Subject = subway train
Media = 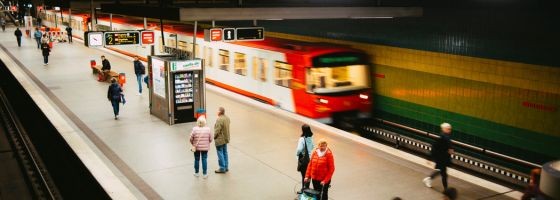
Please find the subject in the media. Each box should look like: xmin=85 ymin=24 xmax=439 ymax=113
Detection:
xmin=41 ymin=10 xmax=371 ymax=124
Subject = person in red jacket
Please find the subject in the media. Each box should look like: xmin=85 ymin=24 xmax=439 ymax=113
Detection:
xmin=304 ymin=139 xmax=335 ymax=200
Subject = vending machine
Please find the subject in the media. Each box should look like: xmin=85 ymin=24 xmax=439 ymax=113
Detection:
xmin=148 ymin=55 xmax=205 ymax=125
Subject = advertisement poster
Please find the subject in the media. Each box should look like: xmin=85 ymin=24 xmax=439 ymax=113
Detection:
xmin=151 ymin=58 xmax=166 ymax=98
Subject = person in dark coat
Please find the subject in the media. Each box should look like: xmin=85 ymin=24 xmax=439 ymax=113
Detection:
xmin=423 ymin=122 xmax=454 ymax=190
xmin=107 ymin=78 xmax=123 ymax=120
xmin=296 ymin=124 xmax=314 ymax=194
xmin=65 ymin=26 xmax=72 ymax=43
xmin=14 ymin=28 xmax=23 ymax=47
xmin=99 ymin=55 xmax=111 ymax=81
xmin=133 ymin=56 xmax=145 ymax=95
xmin=41 ymin=42 xmax=50 ymax=65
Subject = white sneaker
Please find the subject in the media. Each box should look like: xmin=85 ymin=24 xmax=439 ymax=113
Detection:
xmin=137 ymin=93 xmax=142 ymax=96
xmin=422 ymin=177 xmax=432 ymax=188
xmin=193 ymin=173 xmax=199 ymax=177
xmin=202 ymin=174 xmax=208 ymax=179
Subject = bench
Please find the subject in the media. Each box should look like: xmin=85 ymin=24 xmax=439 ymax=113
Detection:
xmin=92 ymin=65 xmax=119 ymax=82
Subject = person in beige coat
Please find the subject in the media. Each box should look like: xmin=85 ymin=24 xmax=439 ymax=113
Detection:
xmin=214 ymin=107 xmax=230 ymax=173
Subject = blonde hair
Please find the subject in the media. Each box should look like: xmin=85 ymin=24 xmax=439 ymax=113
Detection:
xmin=196 ymin=116 xmax=206 ymax=127
xmin=317 ymin=138 xmax=328 ymax=147
xmin=440 ymin=122 xmax=452 ymax=129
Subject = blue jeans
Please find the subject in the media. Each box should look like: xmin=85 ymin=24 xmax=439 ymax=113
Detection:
xmin=111 ymin=100 xmax=120 ymax=116
xmin=194 ymin=151 xmax=208 ymax=175
xmin=35 ymin=39 xmax=41 ymax=48
xmin=136 ymin=74 xmax=143 ymax=93
xmin=216 ymin=144 xmax=228 ymax=171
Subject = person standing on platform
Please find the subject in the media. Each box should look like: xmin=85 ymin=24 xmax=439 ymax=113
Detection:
xmin=296 ymin=124 xmax=314 ymax=194
xmin=214 ymin=107 xmax=230 ymax=174
xmin=36 ymin=17 xmax=42 ymax=27
xmin=423 ymin=122 xmax=454 ymax=190
xmin=41 ymin=41 xmax=50 ymax=65
xmin=65 ymin=26 xmax=72 ymax=43
xmin=14 ymin=28 xmax=22 ymax=47
xmin=1 ymin=18 xmax=6 ymax=32
xmin=107 ymin=78 xmax=123 ymax=120
xmin=100 ymin=55 xmax=111 ymax=82
xmin=34 ymin=28 xmax=42 ymax=49
xmin=133 ymin=56 xmax=145 ymax=95
xmin=190 ymin=116 xmax=213 ymax=179
xmin=304 ymin=139 xmax=335 ymax=200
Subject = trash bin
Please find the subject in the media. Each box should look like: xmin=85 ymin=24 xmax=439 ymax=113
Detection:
xmin=118 ymin=73 xmax=126 ymax=86
xmin=196 ymin=108 xmax=206 ymax=119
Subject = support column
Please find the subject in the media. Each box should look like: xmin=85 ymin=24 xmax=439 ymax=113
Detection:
xmin=90 ymin=0 xmax=96 ymax=31
xmin=192 ymin=21 xmax=197 ymax=60
xmin=109 ymin=13 xmax=113 ymax=30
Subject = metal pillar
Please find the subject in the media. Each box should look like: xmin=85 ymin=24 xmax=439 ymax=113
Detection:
xmin=192 ymin=21 xmax=197 ymax=59
xmin=143 ymin=18 xmax=147 ymax=29
xmin=159 ymin=18 xmax=165 ymax=46
xmin=109 ymin=13 xmax=112 ymax=30
xmin=252 ymin=19 xmax=257 ymax=26
xmin=211 ymin=20 xmax=215 ymax=27
xmin=90 ymin=0 xmax=96 ymax=31
xmin=68 ymin=9 xmax=71 ymax=27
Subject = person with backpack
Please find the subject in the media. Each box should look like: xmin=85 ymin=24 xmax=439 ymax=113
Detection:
xmin=133 ymin=56 xmax=145 ymax=95
xmin=107 ymin=78 xmax=123 ymax=120
xmin=14 ymin=28 xmax=22 ymax=47
xmin=423 ymin=122 xmax=454 ymax=190
xmin=304 ymin=139 xmax=335 ymax=200
xmin=41 ymin=41 xmax=50 ymax=65
xmin=190 ymin=116 xmax=213 ymax=179
xmin=34 ymin=28 xmax=42 ymax=49
xmin=296 ymin=124 xmax=314 ymax=194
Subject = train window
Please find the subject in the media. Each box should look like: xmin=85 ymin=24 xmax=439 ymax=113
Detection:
xmin=252 ymin=57 xmax=267 ymax=82
xmin=274 ymin=61 xmax=292 ymax=88
xmin=234 ymin=53 xmax=247 ymax=76
xmin=306 ymin=65 xmax=369 ymax=94
xmin=178 ymin=40 xmax=188 ymax=50
xmin=219 ymin=49 xmax=230 ymax=71
xmin=194 ymin=44 xmax=201 ymax=58
xmin=204 ymin=47 xmax=213 ymax=67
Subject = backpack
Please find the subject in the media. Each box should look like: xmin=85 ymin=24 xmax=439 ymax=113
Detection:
xmin=109 ymin=84 xmax=122 ymax=100
xmin=297 ymin=137 xmax=310 ymax=172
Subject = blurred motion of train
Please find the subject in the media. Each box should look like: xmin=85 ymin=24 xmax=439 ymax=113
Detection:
xmin=41 ymin=10 xmax=372 ymax=124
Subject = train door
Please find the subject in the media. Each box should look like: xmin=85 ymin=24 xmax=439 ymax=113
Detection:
xmin=251 ymin=54 xmax=268 ymax=97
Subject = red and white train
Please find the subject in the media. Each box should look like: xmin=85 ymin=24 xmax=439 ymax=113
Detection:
xmin=42 ymin=10 xmax=371 ymax=124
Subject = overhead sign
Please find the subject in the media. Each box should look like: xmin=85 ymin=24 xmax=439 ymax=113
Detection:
xmin=171 ymin=60 xmax=202 ymax=71
xmin=236 ymin=27 xmax=264 ymax=41
xmin=104 ymin=31 xmax=140 ymax=46
xmin=141 ymin=31 xmax=155 ymax=45
xmin=86 ymin=32 xmax=104 ymax=47
xmin=223 ymin=28 xmax=236 ymax=41
xmin=210 ymin=28 xmax=222 ymax=41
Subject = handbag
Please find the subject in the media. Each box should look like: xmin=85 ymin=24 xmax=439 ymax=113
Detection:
xmin=190 ymin=132 xmax=199 ymax=152
xmin=297 ymin=137 xmax=310 ymax=171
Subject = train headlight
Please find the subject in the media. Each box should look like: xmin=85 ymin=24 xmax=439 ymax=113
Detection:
xmin=359 ymin=94 xmax=369 ymax=100
xmin=316 ymin=98 xmax=329 ymax=104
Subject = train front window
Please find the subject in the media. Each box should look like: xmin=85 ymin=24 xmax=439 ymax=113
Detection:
xmin=306 ymin=65 xmax=369 ymax=94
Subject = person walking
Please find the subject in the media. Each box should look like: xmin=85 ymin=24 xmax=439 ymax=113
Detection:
xmin=34 ymin=28 xmax=42 ymax=49
xmin=36 ymin=17 xmax=42 ymax=27
xmin=40 ymin=42 xmax=50 ymax=65
xmin=65 ymin=26 xmax=72 ymax=43
xmin=99 ymin=55 xmax=112 ymax=82
xmin=14 ymin=28 xmax=23 ymax=47
xmin=1 ymin=18 xmax=6 ymax=32
xmin=214 ymin=107 xmax=230 ymax=173
xmin=423 ymin=122 xmax=454 ymax=190
xmin=190 ymin=116 xmax=213 ymax=179
xmin=304 ymin=139 xmax=335 ymax=200
xmin=296 ymin=124 xmax=314 ymax=194
xmin=107 ymin=78 xmax=123 ymax=120
xmin=41 ymin=34 xmax=49 ymax=44
xmin=133 ymin=56 xmax=145 ymax=95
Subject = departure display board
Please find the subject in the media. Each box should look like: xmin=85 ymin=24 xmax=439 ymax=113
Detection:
xmin=235 ymin=27 xmax=264 ymax=41
xmin=104 ymin=31 xmax=140 ymax=46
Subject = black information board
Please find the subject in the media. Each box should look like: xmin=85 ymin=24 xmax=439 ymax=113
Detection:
xmin=236 ymin=27 xmax=264 ymax=41
xmin=104 ymin=31 xmax=140 ymax=46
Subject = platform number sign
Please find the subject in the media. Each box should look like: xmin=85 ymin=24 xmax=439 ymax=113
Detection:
xmin=104 ymin=31 xmax=141 ymax=46
xmin=223 ymin=28 xmax=236 ymax=41
xmin=236 ymin=27 xmax=265 ymax=41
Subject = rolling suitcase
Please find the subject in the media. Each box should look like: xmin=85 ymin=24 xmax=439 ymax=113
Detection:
xmin=298 ymin=188 xmax=321 ymax=200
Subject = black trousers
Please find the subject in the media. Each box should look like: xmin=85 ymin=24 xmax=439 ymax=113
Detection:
xmin=299 ymin=167 xmax=310 ymax=190
xmin=67 ymin=34 xmax=72 ymax=43
xmin=429 ymin=163 xmax=448 ymax=189
xmin=43 ymin=55 xmax=48 ymax=64
xmin=311 ymin=179 xmax=330 ymax=200
xmin=16 ymin=37 xmax=21 ymax=46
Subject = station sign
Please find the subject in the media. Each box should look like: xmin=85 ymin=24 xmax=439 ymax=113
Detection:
xmin=210 ymin=28 xmax=223 ymax=41
xmin=85 ymin=31 xmax=104 ymax=47
xmin=141 ymin=31 xmax=155 ymax=45
xmin=104 ymin=31 xmax=140 ymax=46
xmin=223 ymin=28 xmax=236 ymax=41
xmin=171 ymin=59 xmax=202 ymax=71
xmin=236 ymin=27 xmax=265 ymax=41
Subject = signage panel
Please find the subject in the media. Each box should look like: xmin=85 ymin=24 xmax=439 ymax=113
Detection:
xmin=210 ymin=28 xmax=222 ymax=41
xmin=236 ymin=27 xmax=264 ymax=41
xmin=141 ymin=31 xmax=155 ymax=45
xmin=151 ymin=58 xmax=166 ymax=98
xmin=171 ymin=60 xmax=202 ymax=71
xmin=223 ymin=28 xmax=236 ymax=41
xmin=104 ymin=31 xmax=140 ymax=46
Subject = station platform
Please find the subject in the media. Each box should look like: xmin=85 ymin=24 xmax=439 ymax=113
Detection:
xmin=0 ymin=27 xmax=520 ymax=200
